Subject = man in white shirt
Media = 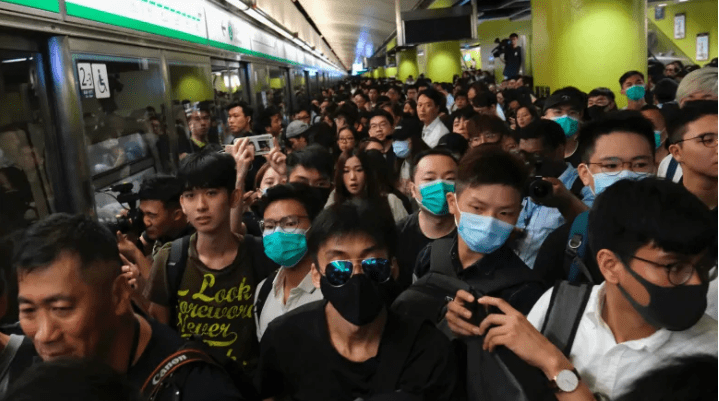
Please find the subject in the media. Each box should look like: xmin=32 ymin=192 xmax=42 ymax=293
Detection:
xmin=417 ymin=88 xmax=449 ymax=148
xmin=444 ymin=177 xmax=717 ymax=400
xmin=254 ymin=183 xmax=325 ymax=340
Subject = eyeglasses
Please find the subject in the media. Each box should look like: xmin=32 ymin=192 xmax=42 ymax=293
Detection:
xmin=586 ymin=157 xmax=654 ymax=175
xmin=321 ymin=258 xmax=392 ymax=287
xmin=260 ymin=215 xmax=308 ymax=234
xmin=338 ymin=137 xmax=354 ymax=143
xmin=629 ymin=255 xmax=704 ymax=286
xmin=672 ymin=133 xmax=718 ymax=148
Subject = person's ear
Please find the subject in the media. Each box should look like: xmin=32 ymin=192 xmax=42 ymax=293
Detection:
xmin=311 ymin=262 xmax=321 ymax=289
xmin=111 ymin=274 xmax=133 ymax=317
xmin=172 ymin=207 xmax=184 ymax=222
xmin=668 ymin=143 xmax=683 ymax=164
xmin=596 ymin=249 xmax=622 ymax=284
xmin=447 ymin=191 xmax=459 ymax=219
xmin=179 ymin=195 xmax=188 ymax=215
xmin=410 ymin=181 xmax=420 ymax=200
xmin=577 ymin=163 xmax=593 ymax=189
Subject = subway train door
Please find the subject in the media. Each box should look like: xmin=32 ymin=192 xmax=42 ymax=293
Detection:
xmin=0 ymin=35 xmax=59 ymax=239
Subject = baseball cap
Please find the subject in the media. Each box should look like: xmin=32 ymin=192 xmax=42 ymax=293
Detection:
xmin=543 ymin=90 xmax=584 ymax=113
xmin=393 ymin=118 xmax=423 ymax=141
xmin=286 ymin=120 xmax=309 ymax=139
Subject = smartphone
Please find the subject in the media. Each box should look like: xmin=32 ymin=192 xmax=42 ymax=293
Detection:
xmin=231 ymin=134 xmax=275 ymax=156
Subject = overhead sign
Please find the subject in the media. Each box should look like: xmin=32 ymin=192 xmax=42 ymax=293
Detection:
xmin=65 ymin=0 xmax=207 ymax=44
xmin=205 ymin=2 xmax=251 ymax=51
xmin=0 ymin=0 xmax=59 ymax=13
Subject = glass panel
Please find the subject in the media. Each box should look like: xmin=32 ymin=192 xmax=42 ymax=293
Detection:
xmin=254 ymin=64 xmax=290 ymax=121
xmin=168 ymin=63 xmax=219 ymax=150
xmin=0 ymin=52 xmax=56 ymax=236
xmin=212 ymin=62 xmax=250 ymax=145
xmin=292 ymin=69 xmax=309 ymax=108
xmin=75 ymin=56 xmax=165 ymax=222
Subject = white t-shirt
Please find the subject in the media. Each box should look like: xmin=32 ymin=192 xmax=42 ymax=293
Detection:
xmin=254 ymin=269 xmax=323 ymax=340
xmin=421 ymin=117 xmax=450 ymax=148
xmin=527 ymin=283 xmax=718 ymax=400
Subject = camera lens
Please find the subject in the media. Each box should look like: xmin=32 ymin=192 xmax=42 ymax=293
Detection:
xmin=529 ymin=179 xmax=553 ymax=200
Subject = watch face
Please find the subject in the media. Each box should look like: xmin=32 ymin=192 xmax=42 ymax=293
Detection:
xmin=557 ymin=370 xmax=579 ymax=392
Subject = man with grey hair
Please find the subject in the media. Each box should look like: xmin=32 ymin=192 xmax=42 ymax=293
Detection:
xmin=675 ymin=67 xmax=718 ymax=107
xmin=658 ymin=67 xmax=718 ymax=182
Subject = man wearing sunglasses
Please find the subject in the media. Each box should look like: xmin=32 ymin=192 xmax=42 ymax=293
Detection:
xmin=463 ymin=178 xmax=717 ymax=400
xmin=255 ymin=200 xmax=457 ymax=400
xmin=254 ymin=183 xmax=324 ymax=340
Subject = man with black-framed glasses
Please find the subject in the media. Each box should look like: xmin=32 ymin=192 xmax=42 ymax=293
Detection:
xmin=253 ymin=183 xmax=325 ymax=340
xmin=254 ymin=200 xmax=457 ymax=400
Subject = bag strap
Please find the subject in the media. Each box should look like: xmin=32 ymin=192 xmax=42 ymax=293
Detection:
xmin=371 ymin=315 xmax=424 ymax=393
xmin=666 ymin=157 xmax=679 ymax=181
xmin=0 ymin=334 xmax=24 ymax=383
xmin=540 ymin=281 xmax=593 ymax=357
xmin=166 ymin=235 xmax=191 ymax=330
xmin=140 ymin=348 xmax=219 ymax=400
xmin=254 ymin=269 xmax=279 ymax=321
xmin=429 ymin=238 xmax=457 ymax=277
xmin=565 ymin=211 xmax=593 ymax=283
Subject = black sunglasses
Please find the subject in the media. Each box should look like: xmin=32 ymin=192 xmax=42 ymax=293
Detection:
xmin=322 ymin=258 xmax=392 ymax=287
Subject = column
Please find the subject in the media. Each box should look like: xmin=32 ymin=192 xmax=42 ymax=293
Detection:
xmin=531 ymin=0 xmax=646 ymax=108
xmin=397 ymin=48 xmax=419 ymax=82
xmin=425 ymin=40 xmax=463 ymax=84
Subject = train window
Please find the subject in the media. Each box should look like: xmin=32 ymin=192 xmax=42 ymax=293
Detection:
xmin=254 ymin=65 xmax=290 ymax=121
xmin=212 ymin=62 xmax=250 ymax=144
xmin=75 ymin=57 xmax=166 ymax=220
xmin=168 ymin=63 xmax=220 ymax=147
xmin=0 ymin=53 xmax=56 ymax=236
xmin=292 ymin=69 xmax=309 ymax=110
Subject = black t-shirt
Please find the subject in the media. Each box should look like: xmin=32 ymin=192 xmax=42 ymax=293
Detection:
xmin=533 ymin=222 xmax=603 ymax=288
xmin=395 ymin=212 xmax=455 ymax=290
xmin=127 ymin=318 xmax=243 ymax=401
xmin=255 ymin=301 xmax=457 ymax=401
xmin=504 ymin=46 xmax=522 ymax=76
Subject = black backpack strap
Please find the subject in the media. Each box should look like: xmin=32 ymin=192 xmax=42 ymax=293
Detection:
xmin=254 ymin=269 xmax=279 ymax=321
xmin=371 ymin=315 xmax=424 ymax=394
xmin=429 ymin=238 xmax=457 ymax=277
xmin=540 ymin=281 xmax=593 ymax=356
xmin=166 ymin=235 xmax=191 ymax=330
xmin=666 ymin=157 xmax=679 ymax=181
xmin=140 ymin=347 xmax=220 ymax=400
xmin=0 ymin=334 xmax=24 ymax=384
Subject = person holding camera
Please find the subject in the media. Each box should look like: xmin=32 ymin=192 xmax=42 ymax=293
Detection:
xmin=501 ymin=33 xmax=522 ymax=80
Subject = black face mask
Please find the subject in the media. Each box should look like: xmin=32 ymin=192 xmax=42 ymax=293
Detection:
xmin=617 ymin=261 xmax=708 ymax=331
xmin=320 ymin=274 xmax=392 ymax=326
xmin=586 ymin=105 xmax=606 ymax=121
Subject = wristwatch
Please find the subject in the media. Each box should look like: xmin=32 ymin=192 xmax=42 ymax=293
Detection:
xmin=549 ymin=368 xmax=581 ymax=393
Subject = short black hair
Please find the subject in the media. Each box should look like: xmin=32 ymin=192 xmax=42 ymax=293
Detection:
xmin=587 ymin=87 xmax=616 ymax=101
xmin=369 ymin=109 xmax=394 ymax=126
xmin=577 ymin=111 xmax=655 ymax=163
xmin=509 ymin=33 xmax=519 ymax=39
xmin=455 ymin=90 xmax=468 ymax=100
xmin=138 ymin=174 xmax=183 ymax=209
xmin=259 ymin=106 xmax=281 ymax=129
xmin=417 ymin=88 xmax=446 ymax=109
xmin=455 ymin=146 xmax=528 ymax=196
xmin=13 ymin=214 xmax=121 ymax=288
xmin=589 ymin=178 xmax=715 ymax=268
xmin=353 ymin=92 xmax=369 ymax=102
xmin=226 ymin=101 xmax=253 ymax=120
xmin=452 ymin=107 xmax=478 ymax=123
xmin=4 ymin=358 xmax=139 ymax=401
xmin=519 ymin=119 xmax=566 ymax=151
xmin=334 ymin=103 xmax=359 ymax=127
xmin=307 ymin=199 xmax=397 ymax=262
xmin=668 ymin=100 xmax=718 ymax=144
xmin=259 ymin=183 xmax=324 ymax=222
xmin=653 ymin=78 xmax=678 ymax=104
xmin=619 ymin=70 xmax=645 ymax=86
xmin=407 ymin=84 xmax=419 ymax=92
xmin=615 ymin=355 xmax=718 ymax=401
xmin=411 ymin=148 xmax=459 ymax=180
xmin=178 ymin=149 xmax=236 ymax=192
xmin=286 ymin=144 xmax=334 ymax=181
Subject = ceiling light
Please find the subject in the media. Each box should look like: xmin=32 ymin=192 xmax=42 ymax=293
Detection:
xmin=2 ymin=58 xmax=27 ymax=63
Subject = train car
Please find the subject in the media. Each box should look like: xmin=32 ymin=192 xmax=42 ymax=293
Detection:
xmin=0 ymin=0 xmax=344 ymax=236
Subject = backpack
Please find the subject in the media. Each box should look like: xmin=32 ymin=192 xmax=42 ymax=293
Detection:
xmin=140 ymin=335 xmax=260 ymax=401
xmin=391 ymin=238 xmax=542 ymax=326
xmin=465 ymin=280 xmax=593 ymax=401
xmin=253 ymin=269 xmax=279 ymax=321
xmin=564 ymin=211 xmax=596 ymax=284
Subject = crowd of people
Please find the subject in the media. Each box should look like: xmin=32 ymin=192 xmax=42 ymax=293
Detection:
xmin=0 ymin=56 xmax=717 ymax=401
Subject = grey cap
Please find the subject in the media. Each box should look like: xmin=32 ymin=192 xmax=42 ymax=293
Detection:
xmin=286 ymin=120 xmax=309 ymax=139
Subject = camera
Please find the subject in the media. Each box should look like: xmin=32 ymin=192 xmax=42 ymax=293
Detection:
xmin=491 ymin=37 xmax=512 ymax=58
xmin=99 ymin=183 xmax=145 ymax=235
xmin=520 ymin=152 xmax=568 ymax=202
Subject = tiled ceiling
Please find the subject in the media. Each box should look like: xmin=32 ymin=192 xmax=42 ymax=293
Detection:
xmin=297 ymin=0 xmax=421 ymax=68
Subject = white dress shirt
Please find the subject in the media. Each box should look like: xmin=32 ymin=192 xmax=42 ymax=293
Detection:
xmin=422 ymin=116 xmax=449 ymax=148
xmin=527 ymin=283 xmax=718 ymax=400
xmin=254 ymin=269 xmax=323 ymax=340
